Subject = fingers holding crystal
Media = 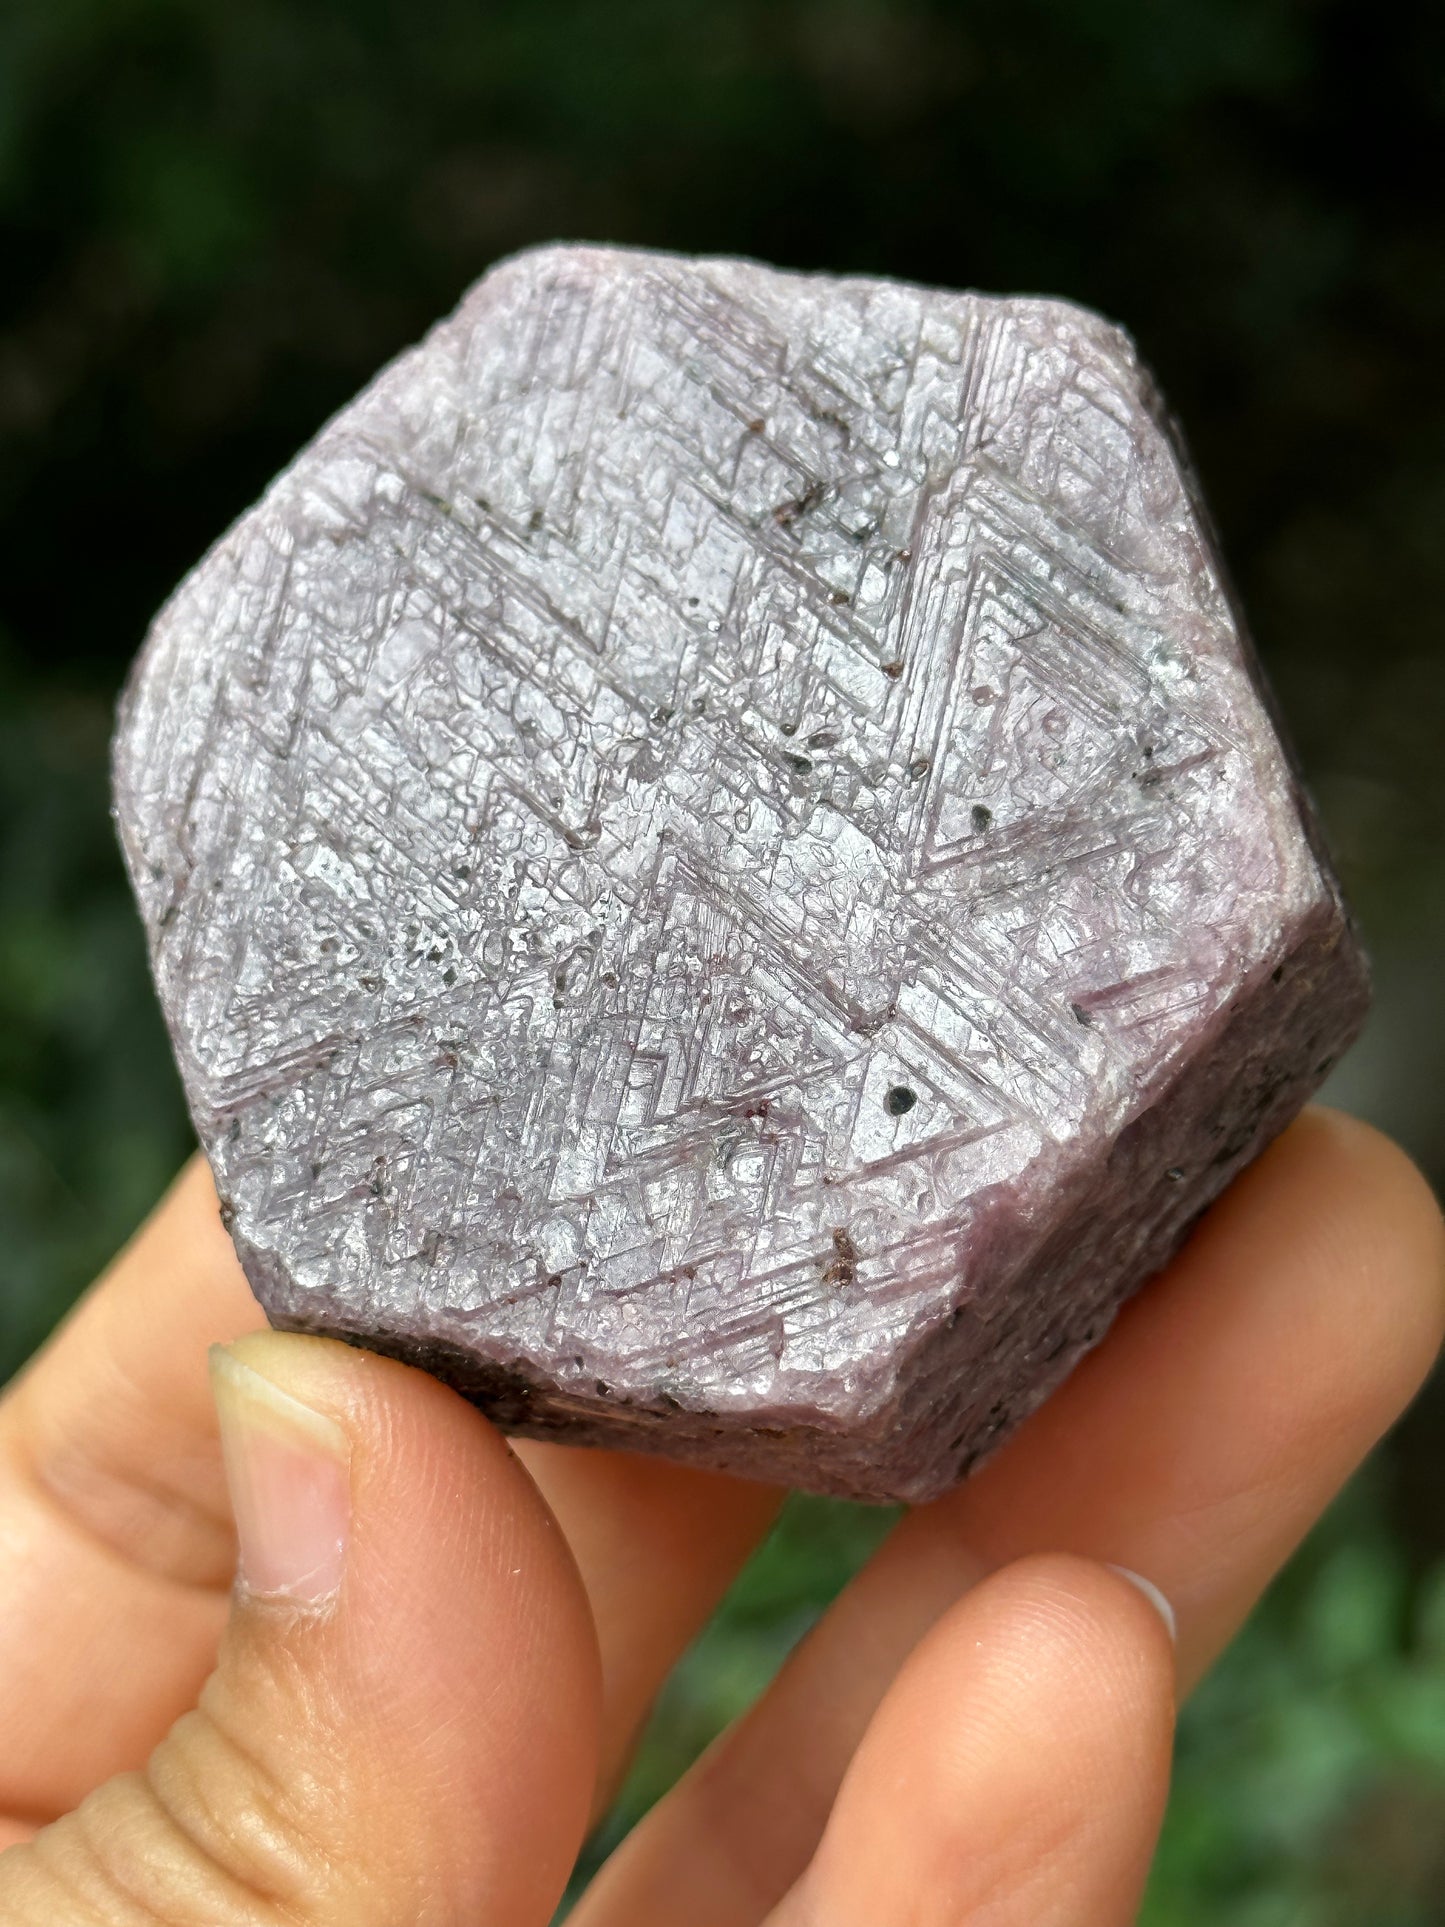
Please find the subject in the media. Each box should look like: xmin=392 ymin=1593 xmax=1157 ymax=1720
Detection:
xmin=0 ymin=1156 xmax=779 ymax=1835
xmin=942 ymin=1107 xmax=1445 ymax=1690
xmin=574 ymin=1109 xmax=1445 ymax=1926
xmin=0 ymin=1334 xmax=600 ymax=1927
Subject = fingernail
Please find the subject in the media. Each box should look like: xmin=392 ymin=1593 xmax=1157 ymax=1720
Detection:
xmin=1107 ymin=1564 xmax=1177 ymax=1643
xmin=210 ymin=1344 xmax=351 ymax=1608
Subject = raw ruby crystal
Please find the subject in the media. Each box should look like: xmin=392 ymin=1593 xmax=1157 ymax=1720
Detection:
xmin=113 ymin=246 xmax=1368 ymax=1502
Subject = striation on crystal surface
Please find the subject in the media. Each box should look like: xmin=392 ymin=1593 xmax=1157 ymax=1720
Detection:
xmin=113 ymin=245 xmax=1369 ymax=1503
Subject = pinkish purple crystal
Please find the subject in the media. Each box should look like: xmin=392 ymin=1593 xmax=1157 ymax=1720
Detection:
xmin=113 ymin=245 xmax=1368 ymax=1503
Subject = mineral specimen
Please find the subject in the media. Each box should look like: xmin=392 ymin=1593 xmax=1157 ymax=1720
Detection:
xmin=113 ymin=245 xmax=1368 ymax=1503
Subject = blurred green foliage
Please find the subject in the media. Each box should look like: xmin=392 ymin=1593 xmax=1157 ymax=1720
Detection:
xmin=1 ymin=0 xmax=1442 ymax=1914
xmin=0 ymin=645 xmax=192 ymax=1367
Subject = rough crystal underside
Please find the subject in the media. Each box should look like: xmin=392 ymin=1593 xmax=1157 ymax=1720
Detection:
xmin=114 ymin=245 xmax=1368 ymax=1502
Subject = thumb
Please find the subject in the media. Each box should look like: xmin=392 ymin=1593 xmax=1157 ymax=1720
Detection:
xmin=0 ymin=1331 xmax=602 ymax=1926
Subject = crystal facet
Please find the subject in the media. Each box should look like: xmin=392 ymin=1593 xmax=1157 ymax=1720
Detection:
xmin=113 ymin=245 xmax=1369 ymax=1502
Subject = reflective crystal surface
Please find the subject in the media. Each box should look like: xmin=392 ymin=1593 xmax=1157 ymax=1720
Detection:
xmin=114 ymin=246 xmax=1368 ymax=1501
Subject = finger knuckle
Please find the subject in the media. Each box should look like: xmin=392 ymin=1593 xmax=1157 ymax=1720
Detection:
xmin=1 ymin=1695 xmax=349 ymax=1926
xmin=0 ymin=1762 xmax=294 ymax=1927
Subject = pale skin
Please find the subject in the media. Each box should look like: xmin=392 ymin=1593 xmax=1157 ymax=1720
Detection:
xmin=0 ymin=1110 xmax=1441 ymax=1924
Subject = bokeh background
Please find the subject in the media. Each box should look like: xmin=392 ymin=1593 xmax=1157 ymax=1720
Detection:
xmin=2 ymin=1 xmax=1442 ymax=1916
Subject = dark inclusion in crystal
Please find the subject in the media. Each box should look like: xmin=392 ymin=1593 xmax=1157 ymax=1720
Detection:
xmin=113 ymin=245 xmax=1369 ymax=1502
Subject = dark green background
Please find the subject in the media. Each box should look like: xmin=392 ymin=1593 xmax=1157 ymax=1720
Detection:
xmin=2 ymin=2 xmax=1443 ymax=1916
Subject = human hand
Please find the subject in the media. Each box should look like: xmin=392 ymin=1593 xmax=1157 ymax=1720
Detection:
xmin=0 ymin=1109 xmax=1440 ymax=1924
